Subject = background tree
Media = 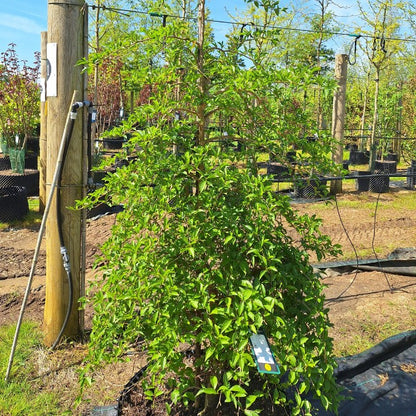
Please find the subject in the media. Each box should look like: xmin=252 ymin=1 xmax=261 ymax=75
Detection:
xmin=354 ymin=0 xmax=406 ymax=170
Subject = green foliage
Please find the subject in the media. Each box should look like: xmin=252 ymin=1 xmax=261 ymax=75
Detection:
xmin=0 ymin=43 xmax=40 ymax=149
xmin=82 ymin=141 xmax=341 ymax=415
xmin=80 ymin=1 xmax=342 ymax=414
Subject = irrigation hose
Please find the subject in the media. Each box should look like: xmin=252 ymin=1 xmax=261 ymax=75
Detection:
xmin=4 ymin=91 xmax=78 ymax=382
xmin=4 ymin=96 xmax=93 ymax=380
xmin=50 ymin=114 xmax=76 ymax=350
xmin=51 ymin=100 xmax=93 ymax=350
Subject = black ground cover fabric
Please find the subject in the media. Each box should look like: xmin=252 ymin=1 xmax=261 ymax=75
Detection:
xmin=316 ymin=330 xmax=416 ymax=416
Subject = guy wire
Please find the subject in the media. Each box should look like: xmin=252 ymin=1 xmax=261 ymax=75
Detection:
xmin=325 ymin=193 xmax=359 ymax=305
xmin=371 ymin=190 xmax=393 ymax=292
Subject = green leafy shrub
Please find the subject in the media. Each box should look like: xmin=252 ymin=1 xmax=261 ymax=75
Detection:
xmin=79 ymin=1 xmax=342 ymax=414
xmin=81 ymin=135 xmax=341 ymax=415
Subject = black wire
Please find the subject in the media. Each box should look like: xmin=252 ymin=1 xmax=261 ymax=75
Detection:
xmin=371 ymin=189 xmax=393 ymax=292
xmin=87 ymin=109 xmax=93 ymax=179
xmin=348 ymin=35 xmax=361 ymax=65
xmin=325 ymin=194 xmax=360 ymax=305
xmin=51 ymin=116 xmax=76 ymax=350
xmin=85 ymin=3 xmax=416 ymax=44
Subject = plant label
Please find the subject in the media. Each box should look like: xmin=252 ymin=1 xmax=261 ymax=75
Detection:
xmin=250 ymin=333 xmax=280 ymax=374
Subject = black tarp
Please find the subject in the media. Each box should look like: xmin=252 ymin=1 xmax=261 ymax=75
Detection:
xmin=316 ymin=330 xmax=416 ymax=416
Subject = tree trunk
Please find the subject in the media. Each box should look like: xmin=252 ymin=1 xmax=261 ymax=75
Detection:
xmin=359 ymin=70 xmax=371 ymax=152
xmin=369 ymin=67 xmax=380 ymax=172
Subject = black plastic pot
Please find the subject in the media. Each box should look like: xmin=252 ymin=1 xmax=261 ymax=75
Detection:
xmin=0 ymin=169 xmax=39 ymax=196
xmin=0 ymin=155 xmax=10 ymax=171
xmin=346 ymin=143 xmax=358 ymax=151
xmin=91 ymin=167 xmax=116 ymax=185
xmin=102 ymin=137 xmax=125 ymax=150
xmin=384 ymin=152 xmax=398 ymax=162
xmin=26 ymin=136 xmax=40 ymax=154
xmin=349 ymin=150 xmax=369 ymax=165
xmin=0 ymin=186 xmax=28 ymax=222
xmin=294 ymin=177 xmax=327 ymax=199
xmin=355 ymin=170 xmax=371 ymax=192
xmin=24 ymin=152 xmax=38 ymax=170
xmin=369 ymin=171 xmax=389 ymax=193
xmin=374 ymin=160 xmax=397 ymax=174
xmin=286 ymin=151 xmax=297 ymax=163
xmin=406 ymin=165 xmax=416 ymax=190
xmin=267 ymin=163 xmax=290 ymax=179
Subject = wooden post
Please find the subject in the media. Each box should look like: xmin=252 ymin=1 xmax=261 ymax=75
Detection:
xmin=44 ymin=0 xmax=87 ymax=346
xmin=330 ymin=54 xmax=348 ymax=195
xmin=39 ymin=31 xmax=48 ymax=213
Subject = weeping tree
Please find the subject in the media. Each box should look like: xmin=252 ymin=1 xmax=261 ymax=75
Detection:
xmin=80 ymin=0 xmax=342 ymax=414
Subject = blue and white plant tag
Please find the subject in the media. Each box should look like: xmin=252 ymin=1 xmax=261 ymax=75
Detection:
xmin=250 ymin=333 xmax=280 ymax=374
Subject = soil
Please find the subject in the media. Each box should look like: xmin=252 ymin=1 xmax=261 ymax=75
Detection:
xmin=1 ymin=187 xmax=416 ymax=415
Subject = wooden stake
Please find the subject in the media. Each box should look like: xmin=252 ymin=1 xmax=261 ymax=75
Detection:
xmin=44 ymin=0 xmax=87 ymax=346
xmin=330 ymin=54 xmax=348 ymax=195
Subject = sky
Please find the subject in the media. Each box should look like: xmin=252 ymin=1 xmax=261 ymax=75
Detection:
xmin=0 ymin=0 xmax=252 ymax=64
xmin=0 ymin=1 xmax=47 ymax=64
xmin=0 ymin=0 xmax=366 ymax=64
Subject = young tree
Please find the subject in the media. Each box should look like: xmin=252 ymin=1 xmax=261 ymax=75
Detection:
xmin=355 ymin=0 xmax=406 ymax=170
xmin=80 ymin=1 xmax=342 ymax=414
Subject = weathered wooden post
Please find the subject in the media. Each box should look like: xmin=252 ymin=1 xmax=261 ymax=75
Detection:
xmin=44 ymin=0 xmax=87 ymax=346
xmin=330 ymin=54 xmax=348 ymax=195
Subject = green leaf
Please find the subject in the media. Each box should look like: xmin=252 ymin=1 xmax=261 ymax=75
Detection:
xmin=320 ymin=395 xmax=330 ymax=410
xmin=224 ymin=234 xmax=234 ymax=244
xmin=205 ymin=346 xmax=215 ymax=361
xmin=210 ymin=375 xmax=218 ymax=390
xmin=244 ymin=409 xmax=261 ymax=416
xmin=197 ymin=387 xmax=217 ymax=395
xmin=298 ymin=381 xmax=307 ymax=394
xmin=230 ymin=384 xmax=247 ymax=396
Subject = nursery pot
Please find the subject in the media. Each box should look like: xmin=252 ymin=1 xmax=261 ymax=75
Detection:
xmin=0 ymin=155 xmax=11 ymax=171
xmin=294 ymin=177 xmax=327 ymax=199
xmin=24 ymin=151 xmax=38 ymax=170
xmin=384 ymin=152 xmax=398 ymax=162
xmin=374 ymin=160 xmax=397 ymax=174
xmin=355 ymin=170 xmax=371 ymax=192
xmin=26 ymin=136 xmax=40 ymax=154
xmin=0 ymin=186 xmax=29 ymax=222
xmin=267 ymin=163 xmax=290 ymax=179
xmin=102 ymin=137 xmax=125 ymax=150
xmin=406 ymin=166 xmax=416 ymax=190
xmin=286 ymin=151 xmax=297 ymax=163
xmin=0 ymin=169 xmax=39 ymax=196
xmin=369 ymin=171 xmax=389 ymax=193
xmin=349 ymin=150 xmax=369 ymax=165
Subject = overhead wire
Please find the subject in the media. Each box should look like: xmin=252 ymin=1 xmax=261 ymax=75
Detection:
xmin=85 ymin=2 xmax=416 ymax=45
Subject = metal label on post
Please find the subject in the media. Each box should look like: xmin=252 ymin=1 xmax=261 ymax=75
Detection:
xmin=46 ymin=43 xmax=57 ymax=97
xmin=250 ymin=333 xmax=280 ymax=374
